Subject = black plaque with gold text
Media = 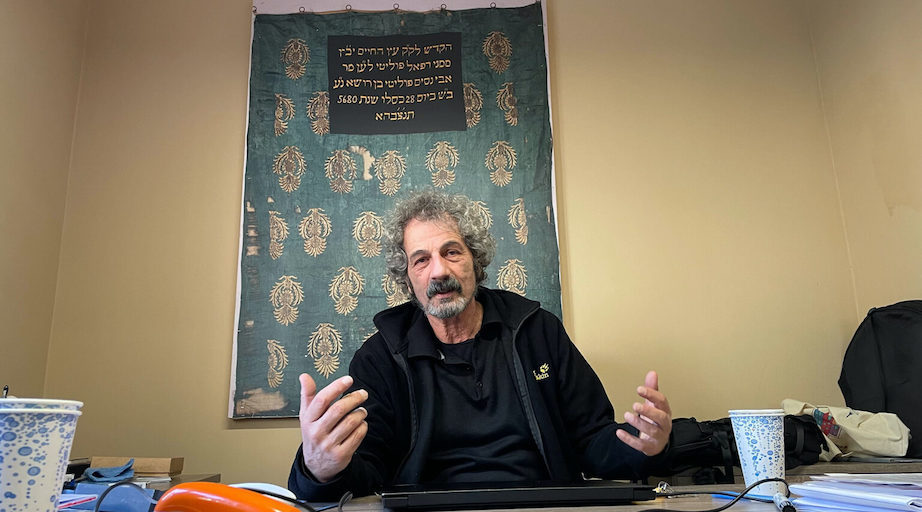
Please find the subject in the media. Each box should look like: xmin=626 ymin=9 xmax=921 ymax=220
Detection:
xmin=328 ymin=32 xmax=465 ymax=134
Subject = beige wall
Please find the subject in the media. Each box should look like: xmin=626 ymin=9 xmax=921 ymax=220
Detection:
xmin=3 ymin=0 xmax=917 ymax=487
xmin=0 ymin=0 xmax=87 ymax=398
xmin=807 ymin=0 xmax=922 ymax=314
xmin=548 ymin=0 xmax=857 ymax=422
xmin=41 ymin=0 xmax=286 ymax=484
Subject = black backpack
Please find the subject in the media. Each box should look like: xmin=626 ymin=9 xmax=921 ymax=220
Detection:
xmin=659 ymin=415 xmax=827 ymax=484
xmin=839 ymin=300 xmax=922 ymax=457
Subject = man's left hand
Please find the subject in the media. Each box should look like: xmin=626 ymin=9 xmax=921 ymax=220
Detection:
xmin=615 ymin=370 xmax=672 ymax=456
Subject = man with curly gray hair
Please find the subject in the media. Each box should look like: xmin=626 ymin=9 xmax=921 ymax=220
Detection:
xmin=289 ymin=188 xmax=673 ymax=501
xmin=381 ymin=187 xmax=496 ymax=319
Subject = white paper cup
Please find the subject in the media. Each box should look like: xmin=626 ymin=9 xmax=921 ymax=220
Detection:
xmin=0 ymin=398 xmax=83 ymax=410
xmin=729 ymin=409 xmax=785 ymax=496
xmin=0 ymin=408 xmax=82 ymax=512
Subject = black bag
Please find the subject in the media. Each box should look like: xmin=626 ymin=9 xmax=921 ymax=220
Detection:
xmin=784 ymin=414 xmax=827 ymax=468
xmin=662 ymin=417 xmax=736 ymax=484
xmin=660 ymin=415 xmax=827 ymax=483
xmin=839 ymin=300 xmax=922 ymax=457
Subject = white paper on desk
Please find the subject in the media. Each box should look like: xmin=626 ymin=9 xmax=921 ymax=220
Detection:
xmin=804 ymin=480 xmax=922 ymax=497
xmin=813 ymin=473 xmax=922 ymax=489
xmin=790 ymin=481 xmax=922 ymax=511
xmin=794 ymin=496 xmax=899 ymax=512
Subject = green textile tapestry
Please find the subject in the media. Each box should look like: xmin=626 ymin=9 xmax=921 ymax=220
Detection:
xmin=231 ymin=3 xmax=559 ymax=418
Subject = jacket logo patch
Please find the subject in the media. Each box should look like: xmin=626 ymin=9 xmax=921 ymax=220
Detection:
xmin=533 ymin=363 xmax=550 ymax=381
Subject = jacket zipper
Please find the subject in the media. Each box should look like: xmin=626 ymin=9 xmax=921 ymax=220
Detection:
xmin=507 ymin=304 xmax=554 ymax=479
xmin=387 ymin=334 xmax=418 ymax=479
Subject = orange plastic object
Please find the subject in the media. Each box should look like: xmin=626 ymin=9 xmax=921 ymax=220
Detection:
xmin=153 ymin=482 xmax=302 ymax=512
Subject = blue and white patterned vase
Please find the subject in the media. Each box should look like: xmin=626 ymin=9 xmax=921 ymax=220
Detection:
xmin=0 ymin=407 xmax=82 ymax=512
xmin=729 ymin=409 xmax=785 ymax=496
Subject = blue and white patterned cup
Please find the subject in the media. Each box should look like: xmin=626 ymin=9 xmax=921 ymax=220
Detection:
xmin=729 ymin=409 xmax=785 ymax=496
xmin=0 ymin=408 xmax=82 ymax=512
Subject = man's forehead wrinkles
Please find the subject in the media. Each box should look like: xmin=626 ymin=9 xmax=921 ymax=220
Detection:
xmin=405 ymin=221 xmax=464 ymax=250
xmin=407 ymin=239 xmax=464 ymax=260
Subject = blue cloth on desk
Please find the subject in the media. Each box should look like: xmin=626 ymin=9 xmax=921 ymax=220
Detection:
xmin=83 ymin=458 xmax=135 ymax=482
xmin=66 ymin=483 xmax=160 ymax=512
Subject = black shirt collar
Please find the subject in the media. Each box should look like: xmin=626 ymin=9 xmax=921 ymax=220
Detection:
xmin=407 ymin=288 xmax=504 ymax=360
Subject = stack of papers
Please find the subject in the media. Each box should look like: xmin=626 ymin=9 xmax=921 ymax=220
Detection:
xmin=790 ymin=473 xmax=922 ymax=511
xmin=131 ymin=476 xmax=173 ymax=488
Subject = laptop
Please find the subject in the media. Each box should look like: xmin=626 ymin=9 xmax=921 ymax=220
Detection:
xmin=381 ymin=480 xmax=657 ymax=510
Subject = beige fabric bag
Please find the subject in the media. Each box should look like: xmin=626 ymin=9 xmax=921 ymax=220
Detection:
xmin=782 ymin=399 xmax=910 ymax=460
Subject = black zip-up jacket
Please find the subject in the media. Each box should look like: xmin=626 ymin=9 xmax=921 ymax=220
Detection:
xmin=289 ymin=287 xmax=667 ymax=500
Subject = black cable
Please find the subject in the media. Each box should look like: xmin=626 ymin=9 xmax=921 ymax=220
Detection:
xmin=337 ymin=490 xmax=354 ymax=512
xmin=654 ymin=483 xmax=776 ymax=504
xmin=708 ymin=490 xmax=773 ymax=503
xmin=636 ymin=477 xmax=789 ymax=512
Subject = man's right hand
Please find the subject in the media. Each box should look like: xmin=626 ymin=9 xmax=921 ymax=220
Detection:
xmin=299 ymin=373 xmax=369 ymax=482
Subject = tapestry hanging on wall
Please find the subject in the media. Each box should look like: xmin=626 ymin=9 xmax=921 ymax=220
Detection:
xmin=231 ymin=2 xmax=559 ymax=418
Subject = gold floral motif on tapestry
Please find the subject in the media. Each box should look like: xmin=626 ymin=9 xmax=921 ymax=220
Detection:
xmin=274 ymin=94 xmax=295 ymax=136
xmin=267 ymin=339 xmax=288 ymax=388
xmin=497 ymin=259 xmax=527 ymax=295
xmin=508 ymin=198 xmax=528 ymax=245
xmin=471 ymin=200 xmax=493 ymax=229
xmin=464 ymin=83 xmax=483 ymax=128
xmin=325 ymin=149 xmax=358 ymax=194
xmin=282 ymin=38 xmax=310 ymax=79
xmin=485 ymin=140 xmax=517 ymax=187
xmin=273 ymin=146 xmax=306 ymax=193
xmin=483 ymin=31 xmax=512 ymax=73
xmin=308 ymin=323 xmax=343 ymax=379
xmin=307 ymin=91 xmax=330 ymax=135
xmin=268 ymin=210 xmax=289 ymax=259
xmin=382 ymin=274 xmax=410 ymax=307
xmin=330 ymin=266 xmax=364 ymax=315
xmin=269 ymin=275 xmax=304 ymax=325
xmin=426 ymin=141 xmax=460 ymax=188
xmin=497 ymin=83 xmax=518 ymax=126
xmin=299 ymin=208 xmax=332 ymax=257
xmin=374 ymin=150 xmax=407 ymax=196
xmin=353 ymin=211 xmax=384 ymax=257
